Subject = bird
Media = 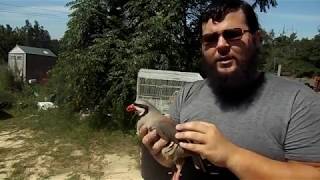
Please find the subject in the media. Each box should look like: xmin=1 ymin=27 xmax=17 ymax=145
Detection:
xmin=126 ymin=99 xmax=206 ymax=179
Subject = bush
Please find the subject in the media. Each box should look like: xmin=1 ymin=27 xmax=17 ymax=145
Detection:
xmin=0 ymin=65 xmax=23 ymax=91
xmin=49 ymin=47 xmax=138 ymax=130
xmin=0 ymin=65 xmax=17 ymax=108
xmin=0 ymin=91 xmax=15 ymax=109
xmin=0 ymin=65 xmax=13 ymax=91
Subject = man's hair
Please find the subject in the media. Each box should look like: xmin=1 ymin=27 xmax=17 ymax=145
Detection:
xmin=201 ymin=0 xmax=260 ymax=33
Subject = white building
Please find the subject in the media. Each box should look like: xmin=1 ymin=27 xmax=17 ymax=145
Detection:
xmin=8 ymin=45 xmax=57 ymax=82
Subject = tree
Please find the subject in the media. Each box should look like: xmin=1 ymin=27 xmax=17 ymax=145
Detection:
xmin=252 ymin=0 xmax=277 ymax=12
xmin=0 ymin=25 xmax=23 ymax=63
xmin=19 ymin=20 xmax=52 ymax=49
xmin=60 ymin=0 xmax=124 ymax=50
xmin=258 ymin=29 xmax=320 ymax=77
xmin=50 ymin=0 xmax=135 ymax=129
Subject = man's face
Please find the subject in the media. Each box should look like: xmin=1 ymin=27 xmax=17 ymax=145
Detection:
xmin=201 ymin=9 xmax=261 ymax=87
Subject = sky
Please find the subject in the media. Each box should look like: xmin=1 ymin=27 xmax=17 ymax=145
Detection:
xmin=0 ymin=0 xmax=319 ymax=40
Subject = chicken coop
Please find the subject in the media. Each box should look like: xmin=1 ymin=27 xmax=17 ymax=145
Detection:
xmin=136 ymin=68 xmax=203 ymax=113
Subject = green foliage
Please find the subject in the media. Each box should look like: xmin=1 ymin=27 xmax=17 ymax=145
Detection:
xmin=0 ymin=24 xmax=23 ymax=63
xmin=0 ymin=64 xmax=23 ymax=91
xmin=252 ymin=0 xmax=277 ymax=12
xmin=61 ymin=0 xmax=124 ymax=50
xmin=0 ymin=91 xmax=15 ymax=109
xmin=260 ymin=30 xmax=320 ymax=77
xmin=19 ymin=20 xmax=52 ymax=49
xmin=0 ymin=65 xmax=20 ymax=107
xmin=0 ymin=65 xmax=14 ymax=91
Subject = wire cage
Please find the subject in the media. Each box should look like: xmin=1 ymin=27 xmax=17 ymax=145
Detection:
xmin=136 ymin=68 xmax=203 ymax=114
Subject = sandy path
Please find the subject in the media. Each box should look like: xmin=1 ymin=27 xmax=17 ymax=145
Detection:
xmin=0 ymin=129 xmax=143 ymax=180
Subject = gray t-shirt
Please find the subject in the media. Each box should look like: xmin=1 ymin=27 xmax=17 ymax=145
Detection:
xmin=169 ymin=73 xmax=320 ymax=179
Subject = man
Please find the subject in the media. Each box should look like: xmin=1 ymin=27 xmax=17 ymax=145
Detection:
xmin=140 ymin=0 xmax=320 ymax=179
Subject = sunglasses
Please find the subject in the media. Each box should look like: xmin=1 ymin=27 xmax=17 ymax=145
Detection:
xmin=202 ymin=28 xmax=250 ymax=45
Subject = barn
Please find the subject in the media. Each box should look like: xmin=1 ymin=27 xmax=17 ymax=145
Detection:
xmin=8 ymin=45 xmax=57 ymax=82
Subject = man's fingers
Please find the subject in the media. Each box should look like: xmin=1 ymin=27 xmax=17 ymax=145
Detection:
xmin=175 ymin=131 xmax=206 ymax=144
xmin=151 ymin=138 xmax=168 ymax=155
xmin=179 ymin=142 xmax=203 ymax=154
xmin=138 ymin=125 xmax=148 ymax=138
xmin=142 ymin=130 xmax=168 ymax=156
xmin=176 ymin=121 xmax=211 ymax=133
xmin=142 ymin=130 xmax=158 ymax=148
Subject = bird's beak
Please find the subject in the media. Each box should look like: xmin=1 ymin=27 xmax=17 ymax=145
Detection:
xmin=126 ymin=104 xmax=136 ymax=112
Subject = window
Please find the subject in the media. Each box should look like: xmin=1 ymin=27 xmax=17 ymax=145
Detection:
xmin=16 ymin=55 xmax=23 ymax=60
xmin=10 ymin=55 xmax=16 ymax=61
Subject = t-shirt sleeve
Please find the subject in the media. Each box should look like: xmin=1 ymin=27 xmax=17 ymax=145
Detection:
xmin=169 ymin=80 xmax=205 ymax=123
xmin=284 ymin=88 xmax=320 ymax=162
xmin=169 ymin=86 xmax=185 ymax=123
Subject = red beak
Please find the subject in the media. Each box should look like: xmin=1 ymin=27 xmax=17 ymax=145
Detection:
xmin=126 ymin=104 xmax=136 ymax=112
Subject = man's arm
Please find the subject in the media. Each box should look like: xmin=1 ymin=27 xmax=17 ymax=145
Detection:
xmin=176 ymin=121 xmax=320 ymax=180
xmin=228 ymin=146 xmax=320 ymax=180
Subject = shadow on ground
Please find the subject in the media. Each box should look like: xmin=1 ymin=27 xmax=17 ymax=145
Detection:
xmin=0 ymin=110 xmax=13 ymax=120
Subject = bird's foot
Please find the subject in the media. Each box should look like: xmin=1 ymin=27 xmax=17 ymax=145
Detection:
xmin=171 ymin=164 xmax=183 ymax=180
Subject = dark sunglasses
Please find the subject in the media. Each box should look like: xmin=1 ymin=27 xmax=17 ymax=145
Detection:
xmin=202 ymin=28 xmax=250 ymax=45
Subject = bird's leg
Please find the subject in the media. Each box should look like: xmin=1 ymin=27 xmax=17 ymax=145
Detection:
xmin=171 ymin=166 xmax=181 ymax=180
xmin=171 ymin=159 xmax=184 ymax=180
xmin=162 ymin=142 xmax=185 ymax=180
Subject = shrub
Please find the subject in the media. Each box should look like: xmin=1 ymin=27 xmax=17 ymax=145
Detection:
xmin=0 ymin=65 xmax=23 ymax=91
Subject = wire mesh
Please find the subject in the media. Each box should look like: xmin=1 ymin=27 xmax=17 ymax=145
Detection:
xmin=136 ymin=69 xmax=203 ymax=113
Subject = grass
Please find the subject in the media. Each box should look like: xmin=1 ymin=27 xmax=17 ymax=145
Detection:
xmin=0 ymin=106 xmax=140 ymax=179
xmin=0 ymin=95 xmax=140 ymax=179
xmin=8 ymin=107 xmax=138 ymax=151
xmin=0 ymin=69 xmax=141 ymax=179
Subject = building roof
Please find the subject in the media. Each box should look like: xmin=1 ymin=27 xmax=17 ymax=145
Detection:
xmin=9 ymin=45 xmax=57 ymax=57
xmin=138 ymin=68 xmax=203 ymax=82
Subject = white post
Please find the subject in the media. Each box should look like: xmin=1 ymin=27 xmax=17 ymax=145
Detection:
xmin=277 ymin=64 xmax=282 ymax=76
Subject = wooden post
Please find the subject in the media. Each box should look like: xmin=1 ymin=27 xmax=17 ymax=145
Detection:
xmin=314 ymin=76 xmax=320 ymax=92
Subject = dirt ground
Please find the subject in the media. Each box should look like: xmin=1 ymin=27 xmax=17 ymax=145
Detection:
xmin=0 ymin=128 xmax=143 ymax=180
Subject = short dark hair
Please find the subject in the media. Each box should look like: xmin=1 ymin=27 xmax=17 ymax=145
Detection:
xmin=201 ymin=0 xmax=260 ymax=33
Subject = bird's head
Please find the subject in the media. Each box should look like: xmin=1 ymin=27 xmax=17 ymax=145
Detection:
xmin=126 ymin=100 xmax=150 ymax=117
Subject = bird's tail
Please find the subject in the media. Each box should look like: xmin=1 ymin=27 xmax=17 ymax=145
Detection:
xmin=191 ymin=155 xmax=206 ymax=172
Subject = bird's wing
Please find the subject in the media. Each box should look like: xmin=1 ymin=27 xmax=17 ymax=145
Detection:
xmin=154 ymin=116 xmax=178 ymax=143
xmin=155 ymin=116 xmax=207 ymax=172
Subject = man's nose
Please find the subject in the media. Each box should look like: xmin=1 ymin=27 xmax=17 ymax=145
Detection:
xmin=216 ymin=36 xmax=230 ymax=56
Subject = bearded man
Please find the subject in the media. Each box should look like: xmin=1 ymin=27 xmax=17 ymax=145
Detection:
xmin=139 ymin=0 xmax=320 ymax=179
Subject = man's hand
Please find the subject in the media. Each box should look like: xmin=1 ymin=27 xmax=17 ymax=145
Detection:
xmin=139 ymin=125 xmax=174 ymax=168
xmin=175 ymin=121 xmax=320 ymax=180
xmin=175 ymin=121 xmax=238 ymax=167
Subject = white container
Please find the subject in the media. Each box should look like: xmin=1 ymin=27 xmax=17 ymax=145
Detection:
xmin=136 ymin=68 xmax=203 ymax=113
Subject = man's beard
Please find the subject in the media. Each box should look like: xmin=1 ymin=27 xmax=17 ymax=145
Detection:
xmin=201 ymin=49 xmax=264 ymax=105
